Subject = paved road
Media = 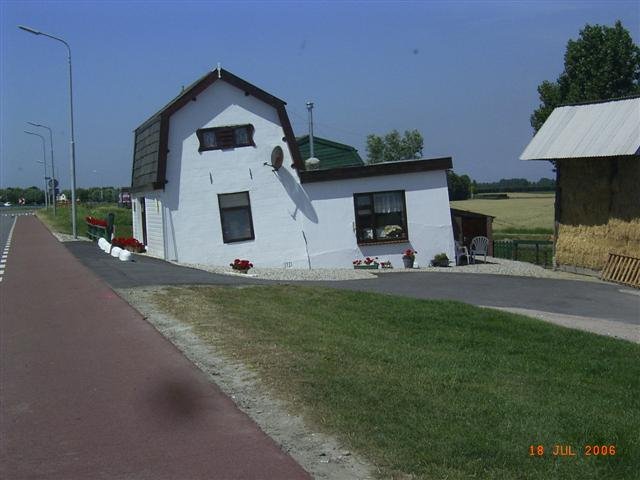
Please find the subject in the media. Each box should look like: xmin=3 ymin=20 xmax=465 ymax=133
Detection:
xmin=314 ymin=272 xmax=639 ymax=325
xmin=0 ymin=214 xmax=16 ymax=253
xmin=0 ymin=216 xmax=309 ymax=479
xmin=66 ymin=238 xmax=638 ymax=326
xmin=66 ymin=241 xmax=268 ymax=288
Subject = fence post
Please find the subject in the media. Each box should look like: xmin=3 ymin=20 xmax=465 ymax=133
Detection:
xmin=106 ymin=213 xmax=115 ymax=241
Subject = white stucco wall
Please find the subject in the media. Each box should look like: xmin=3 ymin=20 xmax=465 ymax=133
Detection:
xmin=303 ymin=170 xmax=455 ymax=268
xmin=131 ymin=77 xmax=454 ymax=269
xmin=161 ymin=80 xmax=309 ymax=268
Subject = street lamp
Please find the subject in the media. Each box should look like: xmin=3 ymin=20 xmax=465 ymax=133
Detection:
xmin=25 ymin=131 xmax=48 ymax=208
xmin=36 ymin=163 xmax=49 ymax=209
xmin=28 ymin=121 xmax=56 ymax=215
xmin=19 ymin=25 xmax=78 ymax=238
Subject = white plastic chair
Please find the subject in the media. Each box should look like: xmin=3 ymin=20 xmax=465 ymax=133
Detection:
xmin=455 ymin=241 xmax=469 ymax=266
xmin=470 ymin=236 xmax=489 ymax=264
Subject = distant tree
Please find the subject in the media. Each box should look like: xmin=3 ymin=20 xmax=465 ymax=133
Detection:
xmin=2 ymin=188 xmax=23 ymax=204
xmin=366 ymin=129 xmax=423 ymax=163
xmin=447 ymin=171 xmax=472 ymax=200
xmin=23 ymin=186 xmax=44 ymax=205
xmin=535 ymin=177 xmax=556 ymax=189
xmin=76 ymin=188 xmax=90 ymax=202
xmin=531 ymin=20 xmax=640 ymax=132
xmin=103 ymin=187 xmax=118 ymax=203
xmin=471 ymin=180 xmax=478 ymax=198
xmin=475 ymin=177 xmax=555 ymax=192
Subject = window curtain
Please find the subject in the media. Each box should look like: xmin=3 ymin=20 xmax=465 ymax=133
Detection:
xmin=373 ymin=192 xmax=403 ymax=213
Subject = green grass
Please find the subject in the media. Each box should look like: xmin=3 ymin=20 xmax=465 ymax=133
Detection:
xmin=154 ymin=285 xmax=639 ymax=480
xmin=451 ymin=192 xmax=554 ymax=234
xmin=37 ymin=203 xmax=133 ymax=239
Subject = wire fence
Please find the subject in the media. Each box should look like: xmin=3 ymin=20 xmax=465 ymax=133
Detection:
xmin=493 ymin=240 xmax=553 ymax=268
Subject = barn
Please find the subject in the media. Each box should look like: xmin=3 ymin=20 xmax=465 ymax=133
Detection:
xmin=520 ymin=96 xmax=640 ymax=273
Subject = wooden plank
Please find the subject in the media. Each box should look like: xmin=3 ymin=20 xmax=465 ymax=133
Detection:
xmin=602 ymin=253 xmax=615 ymax=278
xmin=626 ymin=258 xmax=640 ymax=285
xmin=632 ymin=262 xmax=640 ymax=287
xmin=623 ymin=257 xmax=635 ymax=283
xmin=621 ymin=258 xmax=634 ymax=284
xmin=616 ymin=257 xmax=629 ymax=283
xmin=611 ymin=256 xmax=624 ymax=280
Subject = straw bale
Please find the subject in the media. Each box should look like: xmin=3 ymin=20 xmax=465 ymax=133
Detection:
xmin=560 ymin=158 xmax=611 ymax=225
xmin=556 ymin=219 xmax=640 ymax=270
xmin=611 ymin=157 xmax=640 ymax=220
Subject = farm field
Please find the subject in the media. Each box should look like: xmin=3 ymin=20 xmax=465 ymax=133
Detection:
xmin=451 ymin=192 xmax=554 ymax=234
xmin=151 ymin=285 xmax=639 ymax=480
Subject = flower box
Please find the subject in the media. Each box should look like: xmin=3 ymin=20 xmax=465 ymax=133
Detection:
xmin=230 ymin=259 xmax=253 ymax=273
xmin=354 ymin=264 xmax=379 ymax=270
xmin=112 ymin=237 xmax=145 ymax=253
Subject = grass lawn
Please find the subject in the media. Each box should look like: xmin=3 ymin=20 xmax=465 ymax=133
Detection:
xmin=451 ymin=192 xmax=554 ymax=235
xmin=37 ymin=203 xmax=133 ymax=239
xmin=153 ymin=285 xmax=639 ymax=480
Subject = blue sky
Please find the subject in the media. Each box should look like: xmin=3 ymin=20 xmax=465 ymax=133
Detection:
xmin=1 ymin=0 xmax=638 ymax=189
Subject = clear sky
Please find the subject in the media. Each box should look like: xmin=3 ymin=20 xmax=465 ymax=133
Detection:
xmin=1 ymin=0 xmax=638 ymax=189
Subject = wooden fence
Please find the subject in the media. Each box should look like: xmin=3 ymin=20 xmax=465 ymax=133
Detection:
xmin=601 ymin=253 xmax=640 ymax=288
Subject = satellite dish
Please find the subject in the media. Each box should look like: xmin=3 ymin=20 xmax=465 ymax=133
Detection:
xmin=270 ymin=146 xmax=284 ymax=171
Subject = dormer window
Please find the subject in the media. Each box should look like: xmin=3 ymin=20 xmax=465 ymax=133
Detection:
xmin=197 ymin=125 xmax=255 ymax=152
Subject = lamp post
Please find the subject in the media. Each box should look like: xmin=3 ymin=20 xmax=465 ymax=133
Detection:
xmin=36 ymin=162 xmax=48 ymax=209
xmin=25 ymin=131 xmax=48 ymax=208
xmin=19 ymin=25 xmax=77 ymax=238
xmin=36 ymin=167 xmax=51 ymax=209
xmin=28 ymin=121 xmax=56 ymax=215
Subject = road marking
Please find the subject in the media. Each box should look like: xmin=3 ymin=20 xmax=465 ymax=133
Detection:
xmin=0 ymin=216 xmax=17 ymax=285
xmin=618 ymin=289 xmax=640 ymax=297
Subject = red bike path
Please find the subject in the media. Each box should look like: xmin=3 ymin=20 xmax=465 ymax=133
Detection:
xmin=0 ymin=216 xmax=310 ymax=479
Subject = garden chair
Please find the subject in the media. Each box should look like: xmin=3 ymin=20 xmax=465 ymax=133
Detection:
xmin=455 ymin=241 xmax=469 ymax=266
xmin=470 ymin=236 xmax=489 ymax=264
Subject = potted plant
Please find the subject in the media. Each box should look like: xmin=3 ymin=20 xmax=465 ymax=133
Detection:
xmin=431 ymin=253 xmax=450 ymax=267
xmin=380 ymin=260 xmax=393 ymax=269
xmin=230 ymin=258 xmax=254 ymax=273
xmin=353 ymin=257 xmax=379 ymax=269
xmin=402 ymin=249 xmax=417 ymax=268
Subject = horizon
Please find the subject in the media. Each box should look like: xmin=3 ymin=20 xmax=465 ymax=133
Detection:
xmin=1 ymin=1 xmax=638 ymax=189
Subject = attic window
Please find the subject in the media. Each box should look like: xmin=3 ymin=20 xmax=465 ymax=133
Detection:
xmin=197 ymin=125 xmax=255 ymax=152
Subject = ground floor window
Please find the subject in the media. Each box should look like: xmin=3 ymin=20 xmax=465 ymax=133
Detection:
xmin=218 ymin=191 xmax=255 ymax=243
xmin=354 ymin=190 xmax=408 ymax=244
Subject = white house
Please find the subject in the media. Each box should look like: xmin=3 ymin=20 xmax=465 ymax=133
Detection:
xmin=130 ymin=68 xmax=455 ymax=269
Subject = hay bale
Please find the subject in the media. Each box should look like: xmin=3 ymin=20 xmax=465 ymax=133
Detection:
xmin=556 ymin=218 xmax=640 ymax=270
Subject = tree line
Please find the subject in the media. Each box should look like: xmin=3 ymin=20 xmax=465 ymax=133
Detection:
xmin=0 ymin=186 xmax=123 ymax=205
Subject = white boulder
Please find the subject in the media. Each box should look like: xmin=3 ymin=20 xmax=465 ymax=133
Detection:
xmin=118 ymin=249 xmax=132 ymax=262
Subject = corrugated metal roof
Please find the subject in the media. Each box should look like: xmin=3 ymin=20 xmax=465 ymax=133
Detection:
xmin=520 ymin=97 xmax=640 ymax=160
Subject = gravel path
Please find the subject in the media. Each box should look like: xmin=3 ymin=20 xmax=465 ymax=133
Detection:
xmin=180 ymin=256 xmax=598 ymax=283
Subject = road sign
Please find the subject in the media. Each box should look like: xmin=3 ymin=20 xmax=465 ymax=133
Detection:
xmin=48 ymin=178 xmax=59 ymax=189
